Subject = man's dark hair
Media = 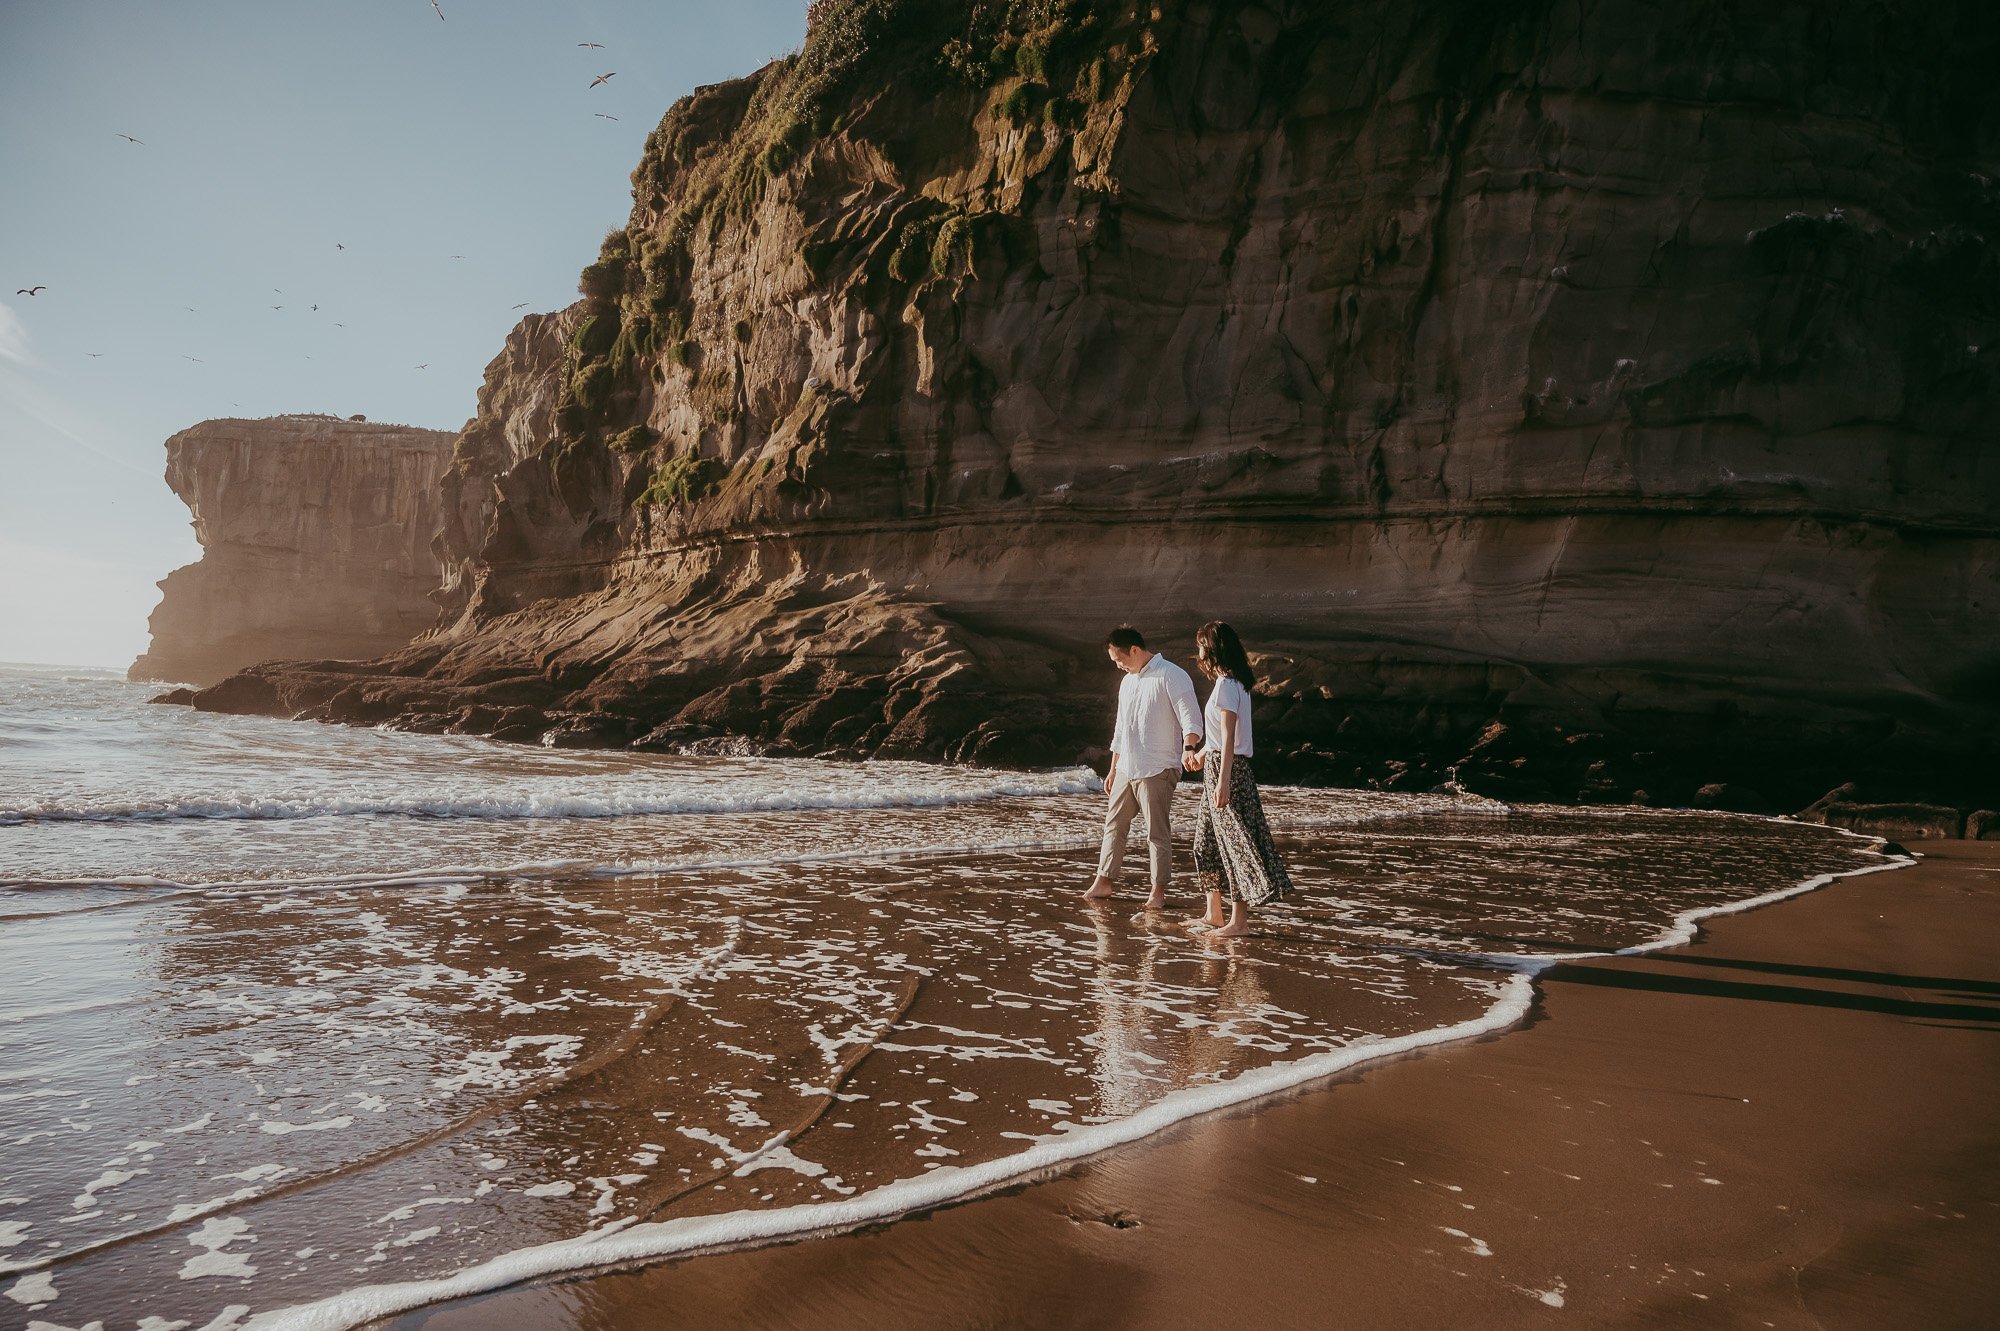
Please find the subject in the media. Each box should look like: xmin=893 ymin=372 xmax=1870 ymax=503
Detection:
xmin=1106 ymin=625 xmax=1147 ymax=651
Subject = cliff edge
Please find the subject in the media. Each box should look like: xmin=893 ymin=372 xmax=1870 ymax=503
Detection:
xmin=132 ymin=414 xmax=455 ymax=686
xmin=186 ymin=0 xmax=2000 ymax=813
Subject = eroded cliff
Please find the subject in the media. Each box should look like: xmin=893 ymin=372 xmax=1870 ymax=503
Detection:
xmin=190 ymin=0 xmax=2000 ymax=812
xmin=133 ymin=415 xmax=455 ymax=686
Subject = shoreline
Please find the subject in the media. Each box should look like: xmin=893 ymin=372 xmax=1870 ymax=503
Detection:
xmin=383 ymin=841 xmax=2000 ymax=1329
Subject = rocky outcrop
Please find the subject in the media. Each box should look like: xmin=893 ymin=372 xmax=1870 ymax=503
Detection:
xmin=184 ymin=0 xmax=2000 ymax=813
xmin=1797 ymin=784 xmax=1971 ymax=841
xmin=132 ymin=415 xmax=455 ymax=686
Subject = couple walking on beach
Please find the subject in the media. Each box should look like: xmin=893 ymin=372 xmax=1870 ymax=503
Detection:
xmin=1083 ymin=623 xmax=1293 ymax=936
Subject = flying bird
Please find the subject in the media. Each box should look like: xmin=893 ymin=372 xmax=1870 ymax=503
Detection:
xmin=589 ymin=72 xmax=616 ymax=88
xmin=16 ymin=286 xmax=45 ymax=295
xmin=415 ymin=363 xmax=430 ymax=370
xmin=334 ymin=322 xmax=345 ymax=327
xmin=271 ymin=304 xmax=284 ymax=310
xmin=181 ymin=355 xmax=203 ymax=362
xmin=451 ymin=254 xmax=464 ymax=260
xmin=578 ymin=42 xmax=603 ymax=49
xmin=86 ymin=352 xmax=103 ymax=358
xmin=595 ymin=113 xmax=618 ymax=121
xmin=429 ymin=0 xmax=444 ymax=19
xmin=511 ymin=302 xmax=528 ymax=309
xmin=115 ymin=133 xmax=144 ymax=144
xmin=336 ymin=243 xmax=345 ymax=250
xmin=311 ymin=304 xmax=319 ymax=311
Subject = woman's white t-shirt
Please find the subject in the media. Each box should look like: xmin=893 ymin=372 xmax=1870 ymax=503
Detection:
xmin=1202 ymin=676 xmax=1254 ymax=757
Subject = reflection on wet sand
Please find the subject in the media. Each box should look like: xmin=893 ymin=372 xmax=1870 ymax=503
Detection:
xmin=0 ymin=803 xmax=1886 ymax=1328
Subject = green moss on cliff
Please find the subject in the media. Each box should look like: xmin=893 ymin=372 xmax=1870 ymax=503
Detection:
xmin=637 ymin=451 xmax=719 ymax=508
xmin=578 ymin=229 xmax=633 ymax=305
xmin=888 ymin=217 xmax=936 ymax=282
xmin=931 ymin=212 xmax=973 ymax=277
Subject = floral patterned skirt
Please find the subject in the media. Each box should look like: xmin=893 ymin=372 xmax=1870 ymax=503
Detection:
xmin=1192 ymin=757 xmax=1293 ymax=907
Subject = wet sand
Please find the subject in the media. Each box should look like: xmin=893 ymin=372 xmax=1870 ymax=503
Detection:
xmin=396 ymin=842 xmax=2000 ymax=1329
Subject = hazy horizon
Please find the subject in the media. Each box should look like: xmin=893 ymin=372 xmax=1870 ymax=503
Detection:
xmin=0 ymin=0 xmax=806 ymax=668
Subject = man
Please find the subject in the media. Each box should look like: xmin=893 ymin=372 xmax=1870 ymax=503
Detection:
xmin=1084 ymin=625 xmax=1203 ymax=908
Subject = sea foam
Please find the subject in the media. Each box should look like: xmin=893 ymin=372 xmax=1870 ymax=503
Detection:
xmin=238 ymin=843 xmax=1913 ymax=1331
xmin=0 ymin=768 xmax=1102 ymax=826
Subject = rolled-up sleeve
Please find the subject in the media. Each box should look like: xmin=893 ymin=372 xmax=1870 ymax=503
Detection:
xmin=1169 ymin=667 xmax=1203 ymax=741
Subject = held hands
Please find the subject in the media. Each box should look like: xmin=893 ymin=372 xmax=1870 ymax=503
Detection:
xmin=1182 ymin=749 xmax=1205 ymax=772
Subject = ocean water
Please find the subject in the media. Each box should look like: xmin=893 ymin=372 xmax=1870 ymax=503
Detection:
xmin=0 ymin=665 xmax=1902 ymax=1328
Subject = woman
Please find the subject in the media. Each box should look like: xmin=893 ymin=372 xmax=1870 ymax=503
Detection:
xmin=1188 ymin=621 xmax=1293 ymax=936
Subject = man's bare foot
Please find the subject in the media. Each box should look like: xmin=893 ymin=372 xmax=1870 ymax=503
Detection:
xmin=1142 ymin=891 xmax=1167 ymax=910
xmin=1209 ymin=918 xmax=1253 ymax=938
xmin=1082 ymin=877 xmax=1116 ymax=901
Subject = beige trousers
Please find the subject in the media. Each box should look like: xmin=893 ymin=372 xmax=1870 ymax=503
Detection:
xmin=1095 ymin=766 xmax=1180 ymax=889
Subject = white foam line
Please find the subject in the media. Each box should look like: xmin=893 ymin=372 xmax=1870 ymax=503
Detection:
xmin=1 ymin=840 xmax=1100 ymax=903
xmin=3 ymin=829 xmax=1128 ymax=901
xmin=244 ymin=975 xmax=1537 ymax=1331
xmin=0 ymin=804 xmax=1484 ymax=898
xmin=0 ymin=875 xmax=189 ymax=893
xmin=0 ymin=771 xmax=1102 ymax=827
xmin=1467 ymin=840 xmax=1917 ymax=978
xmin=1614 ymin=852 xmax=1914 ymax=958
xmin=580 ymin=834 xmax=1102 ymax=880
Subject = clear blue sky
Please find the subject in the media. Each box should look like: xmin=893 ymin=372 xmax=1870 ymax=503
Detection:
xmin=0 ymin=0 xmax=804 ymax=668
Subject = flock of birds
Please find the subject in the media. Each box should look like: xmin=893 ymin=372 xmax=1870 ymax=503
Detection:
xmin=13 ymin=10 xmax=628 ymax=381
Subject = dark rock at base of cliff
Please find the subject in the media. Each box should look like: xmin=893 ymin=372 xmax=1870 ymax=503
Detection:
xmin=189 ymin=672 xmax=283 ymax=717
xmin=148 ymin=687 xmax=196 ymax=706
xmin=1797 ymin=783 xmax=1974 ymax=840
xmin=541 ymin=713 xmax=652 ymax=749
xmin=167 ymin=585 xmax=1111 ymax=773
xmin=1814 ymin=802 xmax=1969 ymax=841
xmin=162 ymin=646 xmax=2000 ymax=832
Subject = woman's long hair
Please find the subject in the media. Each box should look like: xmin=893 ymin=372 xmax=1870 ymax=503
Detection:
xmin=1195 ymin=621 xmax=1256 ymax=687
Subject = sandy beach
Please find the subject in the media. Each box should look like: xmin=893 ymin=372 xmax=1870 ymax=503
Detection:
xmin=393 ymin=842 xmax=2000 ymax=1330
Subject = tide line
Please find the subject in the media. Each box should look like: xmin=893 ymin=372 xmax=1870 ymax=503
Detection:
xmin=241 ymin=834 xmax=1916 ymax=1331
xmin=0 ymin=769 xmax=1104 ymax=827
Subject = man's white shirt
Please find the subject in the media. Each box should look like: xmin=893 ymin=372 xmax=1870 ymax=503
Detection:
xmin=1110 ymin=653 xmax=1204 ymax=778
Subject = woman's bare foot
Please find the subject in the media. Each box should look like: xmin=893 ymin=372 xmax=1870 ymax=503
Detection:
xmin=1209 ymin=901 xmax=1253 ymax=937
xmin=1142 ymin=889 xmax=1167 ymax=910
xmin=1198 ymin=891 xmax=1227 ymax=928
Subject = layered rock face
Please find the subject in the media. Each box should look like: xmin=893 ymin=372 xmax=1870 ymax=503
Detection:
xmin=132 ymin=415 xmax=454 ymax=686
xmin=190 ymin=0 xmax=2000 ymax=812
